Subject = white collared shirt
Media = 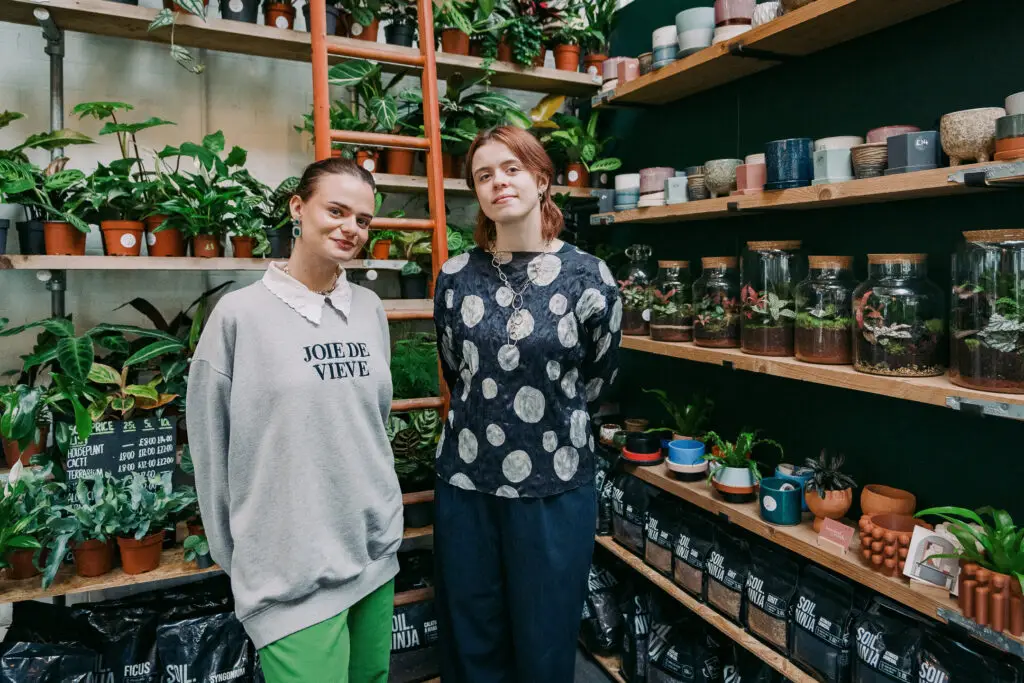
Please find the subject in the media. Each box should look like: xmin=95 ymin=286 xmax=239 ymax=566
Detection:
xmin=261 ymin=261 xmax=352 ymax=325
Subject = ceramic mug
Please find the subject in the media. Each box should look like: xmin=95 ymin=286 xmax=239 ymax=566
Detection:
xmin=676 ymin=6 xmax=716 ymax=32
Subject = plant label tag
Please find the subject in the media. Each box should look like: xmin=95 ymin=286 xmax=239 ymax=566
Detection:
xmin=817 ymin=518 xmax=855 ymax=555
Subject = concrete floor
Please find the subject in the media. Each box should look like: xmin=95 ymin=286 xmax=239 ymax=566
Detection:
xmin=575 ymin=648 xmax=616 ymax=682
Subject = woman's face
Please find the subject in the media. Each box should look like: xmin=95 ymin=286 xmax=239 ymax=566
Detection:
xmin=471 ymin=141 xmax=547 ymax=225
xmin=290 ymin=172 xmax=375 ymax=262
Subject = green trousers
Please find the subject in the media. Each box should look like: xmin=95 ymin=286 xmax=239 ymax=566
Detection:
xmin=259 ymin=580 xmax=395 ymax=683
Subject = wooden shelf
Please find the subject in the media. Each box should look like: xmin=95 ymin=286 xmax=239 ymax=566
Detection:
xmin=594 ymin=0 xmax=960 ymax=107
xmin=402 ymin=490 xmax=434 ymax=506
xmin=0 ymin=255 xmax=408 ymax=271
xmin=375 ymin=173 xmax=595 ymax=199
xmin=402 ymin=524 xmax=432 ymax=540
xmin=621 ymin=336 xmax=1024 ymax=416
xmin=0 ymin=0 xmax=599 ymax=97
xmin=0 ymin=547 xmax=221 ymax=603
xmin=579 ymin=640 xmax=626 ymax=683
xmin=394 ymin=586 xmax=434 ymax=607
xmin=621 ymin=463 xmax=1024 ymax=654
xmin=591 ymin=162 xmax=997 ymax=226
xmin=596 ymin=535 xmax=817 ymax=683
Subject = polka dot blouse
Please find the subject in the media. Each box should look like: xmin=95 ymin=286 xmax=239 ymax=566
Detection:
xmin=432 ymin=242 xmax=622 ymax=498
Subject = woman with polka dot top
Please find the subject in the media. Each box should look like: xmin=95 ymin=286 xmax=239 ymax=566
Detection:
xmin=432 ymin=126 xmax=622 ymax=682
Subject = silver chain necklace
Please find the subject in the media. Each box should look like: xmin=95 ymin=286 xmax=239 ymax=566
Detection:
xmin=489 ymin=241 xmax=553 ymax=348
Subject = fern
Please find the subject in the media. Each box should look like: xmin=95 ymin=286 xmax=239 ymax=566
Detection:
xmin=391 ymin=333 xmax=440 ymax=400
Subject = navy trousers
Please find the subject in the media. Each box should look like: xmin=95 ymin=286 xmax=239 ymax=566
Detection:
xmin=434 ymin=481 xmax=597 ymax=683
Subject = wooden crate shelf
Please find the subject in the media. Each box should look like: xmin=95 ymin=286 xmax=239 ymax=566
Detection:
xmin=621 ymin=336 xmax=1024 ymax=416
xmin=594 ymin=0 xmax=961 ymax=107
xmin=596 ymin=535 xmax=817 ymax=683
xmin=0 ymin=0 xmax=599 ymax=97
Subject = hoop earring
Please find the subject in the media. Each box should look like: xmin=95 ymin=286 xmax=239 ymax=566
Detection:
xmin=291 ymin=219 xmax=301 ymax=239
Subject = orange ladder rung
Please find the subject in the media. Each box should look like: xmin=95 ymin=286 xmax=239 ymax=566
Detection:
xmin=326 ymin=42 xmax=426 ymax=67
xmin=330 ymin=130 xmax=430 ymax=150
xmin=371 ymin=217 xmax=434 ymax=231
xmin=392 ymin=397 xmax=444 ymax=412
xmin=387 ymin=309 xmax=434 ymax=321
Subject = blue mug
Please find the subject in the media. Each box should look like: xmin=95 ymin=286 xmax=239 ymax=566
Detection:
xmin=668 ymin=439 xmax=705 ymax=466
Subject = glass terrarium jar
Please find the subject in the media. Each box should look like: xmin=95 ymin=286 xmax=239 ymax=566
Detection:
xmin=618 ymin=244 xmax=654 ymax=336
xmin=741 ymin=240 xmax=804 ymax=356
xmin=853 ymin=254 xmax=945 ymax=377
xmin=950 ymin=230 xmax=1024 ymax=393
xmin=693 ymin=256 xmax=740 ymax=348
xmin=794 ymin=256 xmax=857 ymax=364
xmin=650 ymin=260 xmax=693 ymax=342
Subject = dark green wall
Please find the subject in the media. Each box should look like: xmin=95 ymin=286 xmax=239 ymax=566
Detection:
xmin=597 ymin=0 xmax=1024 ymax=519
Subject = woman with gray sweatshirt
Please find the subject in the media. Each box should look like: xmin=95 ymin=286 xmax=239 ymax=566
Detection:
xmin=186 ymin=157 xmax=402 ymax=682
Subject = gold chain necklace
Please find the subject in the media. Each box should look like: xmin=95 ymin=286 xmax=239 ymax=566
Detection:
xmin=283 ymin=264 xmax=342 ymax=296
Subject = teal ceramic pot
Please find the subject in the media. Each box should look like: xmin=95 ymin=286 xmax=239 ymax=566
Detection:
xmin=775 ymin=463 xmax=814 ymax=511
xmin=759 ymin=477 xmax=803 ymax=526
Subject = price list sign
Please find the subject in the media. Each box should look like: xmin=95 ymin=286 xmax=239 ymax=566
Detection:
xmin=65 ymin=417 xmax=177 ymax=481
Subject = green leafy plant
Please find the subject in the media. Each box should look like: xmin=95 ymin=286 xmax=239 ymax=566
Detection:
xmin=380 ymin=0 xmax=417 ymax=22
xmin=183 ymin=533 xmax=210 ymax=563
xmin=803 ymin=450 xmax=857 ymax=494
xmin=0 ymin=461 xmax=46 ymax=573
xmin=702 ymin=430 xmax=782 ymax=485
xmin=796 ymin=304 xmax=852 ymax=331
xmin=368 ymin=229 xmax=399 ymax=257
xmin=695 ymin=292 xmax=738 ymax=334
xmin=338 ymin=0 xmax=384 ymax=25
xmin=741 ymin=285 xmax=796 ymax=327
xmin=581 ymin=0 xmax=618 ymax=54
xmin=112 ymin=472 xmax=197 ymax=541
xmin=642 ymin=389 xmax=712 ymax=438
xmin=391 ymin=333 xmax=440 ymax=400
xmin=537 ymin=108 xmax=621 ymax=174
xmin=328 ymin=59 xmax=412 ymax=135
xmin=43 ymin=471 xmax=121 ymax=587
xmin=914 ymin=506 xmax=1024 ymax=592
xmin=147 ymin=0 xmax=207 ymax=74
xmin=389 ymin=409 xmax=440 ymax=490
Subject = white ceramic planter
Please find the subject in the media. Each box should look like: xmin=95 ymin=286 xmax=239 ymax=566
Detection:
xmin=676 ymin=7 xmax=716 ymax=32
xmin=615 ymin=173 xmax=641 ymax=190
xmin=814 ymin=136 xmax=865 ymax=152
xmin=653 ymin=25 xmax=677 ymax=49
xmin=812 ymin=148 xmax=854 ymax=183
xmin=1006 ymin=91 xmax=1024 ymax=116
xmin=714 ymin=466 xmax=755 ymax=489
xmin=677 ymin=28 xmax=714 ymax=52
xmin=713 ymin=24 xmax=751 ymax=44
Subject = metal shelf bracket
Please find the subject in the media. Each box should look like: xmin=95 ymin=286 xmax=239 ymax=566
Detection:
xmin=728 ymin=42 xmax=797 ymax=63
xmin=945 ymin=396 xmax=1024 ymax=421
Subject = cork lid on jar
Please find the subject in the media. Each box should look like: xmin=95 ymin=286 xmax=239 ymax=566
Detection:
xmin=747 ymin=240 xmax=802 ymax=251
xmin=701 ymin=256 xmax=737 ymax=268
xmin=867 ymin=253 xmax=927 ymax=265
xmin=962 ymin=229 xmax=1024 ymax=243
xmin=658 ymin=260 xmax=690 ymax=268
xmin=808 ymin=255 xmax=853 ymax=269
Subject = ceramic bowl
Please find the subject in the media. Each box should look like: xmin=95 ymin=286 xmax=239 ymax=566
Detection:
xmin=765 ymin=137 xmax=814 ymax=184
xmin=687 ymin=173 xmax=710 ymax=201
xmin=885 ymin=131 xmax=940 ymax=174
xmin=940 ymin=107 xmax=1006 ymax=165
xmin=640 ymin=167 xmax=675 ymax=194
xmin=638 ymin=52 xmax=654 ymax=75
xmin=653 ymin=46 xmax=677 ymax=63
xmin=866 ymin=125 xmax=921 ymax=144
xmin=744 ymin=152 xmax=766 ymax=165
xmin=734 ymin=162 xmax=766 ymax=193
xmin=615 ymin=173 xmax=641 ymax=190
xmin=860 ymin=484 xmax=917 ymax=517
xmin=713 ymin=24 xmax=751 ymax=43
xmin=781 ymin=0 xmax=816 ymax=9
xmin=995 ymin=136 xmax=1024 ymax=162
xmin=850 ymin=142 xmax=888 ymax=178
xmin=653 ymin=25 xmax=678 ymax=49
xmin=676 ymin=6 xmax=716 ymax=32
xmin=812 ymin=147 xmax=853 ymax=183
xmin=665 ymin=176 xmax=689 ymax=204
xmin=704 ymin=158 xmax=743 ymax=198
xmin=715 ymin=0 xmax=756 ymax=26
xmin=752 ymin=1 xmax=782 ymax=26
xmin=1007 ymin=91 xmax=1024 ymax=117
xmin=814 ymin=136 xmax=864 ymax=151
xmin=996 ymin=114 xmax=1024 ymax=140
xmin=617 ymin=58 xmax=640 ymax=84
xmin=677 ymin=28 xmax=715 ymax=53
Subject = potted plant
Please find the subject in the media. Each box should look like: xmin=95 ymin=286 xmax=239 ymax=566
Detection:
xmin=702 ymin=430 xmax=782 ymax=503
xmin=381 ymin=0 xmax=417 ymax=45
xmin=264 ymin=0 xmax=297 ymax=28
xmin=642 ymin=388 xmax=712 ymax=440
xmin=388 ymin=409 xmax=440 ymax=528
xmin=0 ymin=461 xmax=51 ymax=581
xmin=303 ymin=0 xmax=343 ymax=34
xmin=740 ymin=284 xmax=797 ymax=355
xmin=222 ymin=0 xmax=261 ymax=23
xmin=229 ymin=215 xmax=271 ymax=258
xmin=234 ymin=172 xmax=299 ymax=258
xmin=338 ymin=0 xmax=383 ymax=40
xmin=45 ymin=471 xmax=121 ymax=584
xmin=147 ymin=2 xmax=208 ymax=74
xmin=434 ymin=0 xmax=476 ymax=55
xmin=1 ymin=378 xmax=50 ymax=469
xmin=581 ymin=0 xmax=616 ymax=76
xmin=112 ymin=472 xmax=196 ymax=575
xmin=537 ymin=108 xmax=621 ymax=188
xmin=548 ymin=0 xmax=586 ymax=72
xmin=184 ymin=533 xmax=215 ymax=568
xmin=368 ymin=229 xmax=397 ymax=259
xmin=804 ymin=450 xmax=857 ymax=531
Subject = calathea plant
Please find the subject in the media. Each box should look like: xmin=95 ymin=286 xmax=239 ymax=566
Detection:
xmin=389 ymin=410 xmax=441 ymax=491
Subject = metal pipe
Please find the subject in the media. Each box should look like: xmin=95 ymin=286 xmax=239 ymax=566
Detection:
xmin=47 ymin=271 xmax=67 ymax=318
xmin=34 ymin=9 xmax=65 ymax=161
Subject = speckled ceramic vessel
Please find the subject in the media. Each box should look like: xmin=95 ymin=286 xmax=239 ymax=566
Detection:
xmin=940 ymin=107 xmax=1006 ymax=165
xmin=704 ymin=158 xmax=743 ymax=198
xmin=752 ymin=1 xmax=782 ymax=26
xmin=850 ymin=142 xmax=888 ymax=178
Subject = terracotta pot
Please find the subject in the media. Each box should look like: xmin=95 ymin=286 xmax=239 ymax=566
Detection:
xmin=958 ymin=561 xmax=1024 ymax=636
xmin=583 ymin=53 xmax=608 ymax=78
xmin=73 ymin=539 xmax=113 ymax=578
xmin=349 ymin=17 xmax=379 ymax=41
xmin=860 ymin=484 xmax=916 ymax=517
xmin=497 ymin=39 xmax=512 ymax=62
xmin=533 ymin=46 xmax=547 ymax=67
xmin=441 ymin=29 xmax=470 ymax=55
xmin=117 ymin=532 xmax=164 ymax=575
xmin=144 ymin=215 xmax=185 ymax=257
xmin=857 ymin=513 xmax=930 ymax=577
xmin=565 ymin=162 xmax=590 ymax=188
xmin=355 ymin=150 xmax=380 ymax=173
xmin=805 ymin=487 xmax=853 ymax=532
xmin=371 ymin=240 xmax=392 ymax=259
xmin=386 ymin=148 xmax=415 ymax=176
xmin=264 ymin=2 xmax=295 ymax=29
xmin=100 ymin=220 xmax=144 ymax=256
xmin=3 ymin=424 xmax=48 ymax=468
xmin=187 ymin=522 xmax=205 ymax=538
xmin=230 ymin=235 xmax=255 ymax=258
xmin=624 ymin=418 xmax=648 ymax=432
xmin=469 ymin=39 xmax=483 ymax=57
xmin=44 ymin=221 xmax=86 ymax=256
xmin=442 ymin=153 xmax=464 ymax=179
xmin=6 ymin=548 xmax=40 ymax=580
xmin=192 ymin=234 xmax=222 ymax=258
xmin=553 ymin=43 xmax=581 ymax=72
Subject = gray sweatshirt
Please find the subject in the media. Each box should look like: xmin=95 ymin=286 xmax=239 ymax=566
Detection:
xmin=186 ymin=264 xmax=402 ymax=648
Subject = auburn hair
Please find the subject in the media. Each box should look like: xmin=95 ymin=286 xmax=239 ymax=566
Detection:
xmin=465 ymin=126 xmax=564 ymax=249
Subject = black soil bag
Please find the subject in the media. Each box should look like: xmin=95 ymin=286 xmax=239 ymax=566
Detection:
xmin=71 ymin=604 xmax=161 ymax=683
xmin=155 ymin=611 xmax=252 ymax=683
xmin=644 ymin=494 xmax=680 ymax=578
xmin=673 ymin=512 xmax=714 ymax=600
xmin=853 ymin=599 xmax=924 ymax=683
xmin=620 ymin=586 xmax=653 ymax=683
xmin=792 ymin=566 xmax=857 ymax=683
xmin=744 ymin=548 xmax=798 ymax=655
xmin=918 ymin=629 xmax=1021 ymax=683
xmin=647 ymin=614 xmax=724 ymax=683
xmin=581 ymin=563 xmax=623 ymax=655
xmin=390 ymin=600 xmax=440 ymax=683
xmin=0 ymin=642 xmax=98 ymax=683
xmin=611 ymin=473 xmax=651 ymax=556
xmin=706 ymin=528 xmax=749 ymax=624
xmin=595 ymin=447 xmax=618 ymax=536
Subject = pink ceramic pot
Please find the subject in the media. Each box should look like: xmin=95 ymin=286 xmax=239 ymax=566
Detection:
xmin=603 ymin=57 xmax=624 ymax=83
xmin=733 ymin=163 xmax=766 ymax=194
xmin=617 ymin=58 xmax=640 ymax=84
xmin=714 ymin=0 xmax=755 ymax=26
xmin=866 ymin=125 xmax=921 ymax=144
xmin=639 ymin=167 xmax=676 ymax=194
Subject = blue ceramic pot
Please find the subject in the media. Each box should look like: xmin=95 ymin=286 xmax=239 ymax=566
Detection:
xmin=775 ymin=464 xmax=814 ymax=511
xmin=765 ymin=138 xmax=814 ymax=186
xmin=759 ymin=477 xmax=803 ymax=526
xmin=653 ymin=46 xmax=676 ymax=63
xmin=668 ymin=439 xmax=705 ymax=466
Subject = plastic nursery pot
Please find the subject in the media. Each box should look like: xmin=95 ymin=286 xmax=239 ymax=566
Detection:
xmin=553 ymin=44 xmax=581 ymax=72
xmin=355 ymin=150 xmax=380 ymax=173
xmin=583 ymin=53 xmax=608 ymax=78
xmin=386 ymin=148 xmax=416 ymax=176
xmin=441 ymin=29 xmax=470 ymax=55
xmin=350 ymin=18 xmax=379 ymax=41
xmin=144 ymin=215 xmax=186 ymax=257
xmin=3 ymin=424 xmax=48 ymax=468
xmin=264 ymin=2 xmax=295 ymax=29
xmin=72 ymin=539 xmax=114 ymax=578
xmin=566 ymin=162 xmax=590 ymax=188
xmin=302 ymin=3 xmax=340 ymax=34
xmin=442 ymin=154 xmax=464 ymax=179
xmin=192 ymin=234 xmax=222 ymax=258
xmin=265 ymin=225 xmax=293 ymax=258
xmin=195 ymin=554 xmax=215 ymax=569
xmin=759 ymin=477 xmax=803 ymax=526
xmin=44 ymin=221 xmax=86 ymax=256
xmin=117 ymin=532 xmax=164 ymax=575
xmin=385 ymin=20 xmax=416 ymax=47
xmin=6 ymin=549 xmax=41 ymax=580
xmin=17 ymin=220 xmax=46 ymax=255
xmin=221 ymin=0 xmax=260 ymax=23
xmin=230 ymin=235 xmax=255 ymax=258
xmin=805 ymin=487 xmax=853 ymax=532
xmin=711 ymin=466 xmax=758 ymax=504
xmin=100 ymin=220 xmax=144 ymax=256
xmin=371 ymin=240 xmax=392 ymax=259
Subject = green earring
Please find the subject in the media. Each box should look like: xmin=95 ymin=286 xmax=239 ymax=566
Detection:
xmin=291 ymin=219 xmax=301 ymax=239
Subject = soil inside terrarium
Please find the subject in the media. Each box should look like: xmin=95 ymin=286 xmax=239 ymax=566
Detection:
xmin=854 ymin=336 xmax=943 ymax=377
xmin=795 ymin=326 xmax=852 ymax=364
xmin=950 ymin=338 xmax=1024 ymax=393
xmin=622 ymin=309 xmax=649 ymax=336
xmin=694 ymin=321 xmax=738 ymax=347
xmin=741 ymin=324 xmax=793 ymax=356
xmin=650 ymin=324 xmax=692 ymax=342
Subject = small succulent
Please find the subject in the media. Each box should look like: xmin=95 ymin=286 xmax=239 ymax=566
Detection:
xmin=804 ymin=450 xmax=857 ymax=494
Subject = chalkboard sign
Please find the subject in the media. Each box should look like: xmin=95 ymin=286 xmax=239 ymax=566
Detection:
xmin=65 ymin=417 xmax=177 ymax=482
